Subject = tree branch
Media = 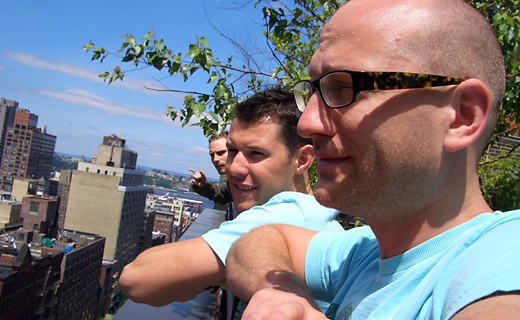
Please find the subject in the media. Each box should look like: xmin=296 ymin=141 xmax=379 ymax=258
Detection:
xmin=296 ymin=0 xmax=327 ymax=26
xmin=491 ymin=125 xmax=519 ymax=140
xmin=221 ymin=64 xmax=283 ymax=80
xmin=480 ymin=143 xmax=520 ymax=165
xmin=265 ymin=25 xmax=293 ymax=79
xmin=144 ymin=87 xmax=212 ymax=96
xmin=203 ymin=4 xmax=264 ymax=72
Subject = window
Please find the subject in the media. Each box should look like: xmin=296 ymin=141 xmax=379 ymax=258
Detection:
xmin=29 ymin=201 xmax=39 ymax=215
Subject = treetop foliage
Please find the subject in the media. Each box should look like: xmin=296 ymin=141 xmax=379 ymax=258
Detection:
xmin=83 ymin=0 xmax=519 ymax=142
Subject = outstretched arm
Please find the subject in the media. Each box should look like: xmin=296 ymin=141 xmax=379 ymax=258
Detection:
xmin=226 ymin=224 xmax=327 ymax=319
xmin=190 ymin=169 xmax=233 ymax=205
xmin=120 ymin=237 xmax=225 ymax=306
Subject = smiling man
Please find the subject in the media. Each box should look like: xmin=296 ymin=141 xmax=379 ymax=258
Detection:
xmin=119 ymin=88 xmax=344 ymax=309
xmin=224 ymin=90 xmax=313 ymax=213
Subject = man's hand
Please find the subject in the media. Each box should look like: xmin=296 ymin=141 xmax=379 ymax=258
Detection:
xmin=189 ymin=169 xmax=207 ymax=188
xmin=241 ymin=288 xmax=327 ymax=320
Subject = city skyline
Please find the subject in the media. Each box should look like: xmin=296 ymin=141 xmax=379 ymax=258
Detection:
xmin=0 ymin=1 xmax=267 ymax=180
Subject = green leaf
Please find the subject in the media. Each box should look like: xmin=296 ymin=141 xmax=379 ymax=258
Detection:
xmin=208 ymin=72 xmax=219 ymax=83
xmin=208 ymin=111 xmax=220 ymax=122
xmin=134 ymin=45 xmax=143 ymax=58
xmin=192 ymin=103 xmax=206 ymax=117
xmin=82 ymin=41 xmax=94 ymax=52
xmin=142 ymin=31 xmax=154 ymax=40
xmin=118 ymin=42 xmax=129 ymax=53
xmin=121 ymin=54 xmax=135 ymax=62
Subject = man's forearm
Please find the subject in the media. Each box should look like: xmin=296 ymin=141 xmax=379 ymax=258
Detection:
xmin=120 ymin=237 xmax=225 ymax=306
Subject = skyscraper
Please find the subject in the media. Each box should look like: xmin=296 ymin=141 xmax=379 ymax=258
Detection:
xmin=0 ymin=109 xmax=57 ymax=191
xmin=0 ymin=98 xmax=18 ymax=164
xmin=59 ymin=135 xmax=147 ymax=274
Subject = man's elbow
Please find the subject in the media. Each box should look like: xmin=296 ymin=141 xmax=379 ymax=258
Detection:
xmin=120 ymin=263 xmax=164 ymax=306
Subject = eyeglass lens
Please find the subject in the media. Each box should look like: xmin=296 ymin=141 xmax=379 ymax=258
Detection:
xmin=294 ymin=81 xmax=312 ymax=112
xmin=294 ymin=72 xmax=356 ymax=111
xmin=321 ymin=72 xmax=355 ymax=108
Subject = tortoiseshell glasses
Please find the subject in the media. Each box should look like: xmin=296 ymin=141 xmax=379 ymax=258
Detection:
xmin=294 ymin=70 xmax=464 ymax=112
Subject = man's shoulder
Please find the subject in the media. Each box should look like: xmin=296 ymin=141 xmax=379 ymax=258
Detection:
xmin=437 ymin=210 xmax=520 ymax=319
xmin=256 ymin=191 xmax=337 ymax=215
xmin=476 ymin=209 xmax=520 ymax=233
xmin=471 ymin=210 xmax=520 ymax=243
xmin=237 ymin=192 xmax=341 ymax=232
xmin=265 ymin=191 xmax=328 ymax=207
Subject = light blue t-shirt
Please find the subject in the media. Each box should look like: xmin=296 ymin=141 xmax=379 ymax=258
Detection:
xmin=202 ymin=191 xmax=343 ymax=265
xmin=202 ymin=191 xmax=343 ymax=314
xmin=306 ymin=210 xmax=520 ymax=320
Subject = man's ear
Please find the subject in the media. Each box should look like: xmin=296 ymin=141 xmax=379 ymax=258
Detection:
xmin=295 ymin=144 xmax=315 ymax=174
xmin=444 ymin=79 xmax=492 ymax=152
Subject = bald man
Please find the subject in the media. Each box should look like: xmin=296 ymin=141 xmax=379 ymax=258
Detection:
xmin=225 ymin=0 xmax=519 ymax=319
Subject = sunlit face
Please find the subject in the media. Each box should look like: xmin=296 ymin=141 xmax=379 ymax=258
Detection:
xmin=296 ymin=4 xmax=452 ymax=221
xmin=226 ymin=119 xmax=299 ymax=213
xmin=209 ymin=137 xmax=228 ymax=175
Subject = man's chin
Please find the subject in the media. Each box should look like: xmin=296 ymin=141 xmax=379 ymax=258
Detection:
xmin=313 ymin=182 xmax=339 ymax=208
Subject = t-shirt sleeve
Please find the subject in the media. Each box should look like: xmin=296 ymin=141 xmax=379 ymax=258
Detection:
xmin=442 ymin=218 xmax=520 ymax=319
xmin=305 ymin=227 xmax=378 ymax=303
xmin=201 ymin=203 xmax=306 ymax=265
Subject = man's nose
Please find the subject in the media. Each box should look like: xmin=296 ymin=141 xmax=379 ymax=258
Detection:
xmin=227 ymin=152 xmax=248 ymax=176
xmin=297 ymin=91 xmax=336 ymax=138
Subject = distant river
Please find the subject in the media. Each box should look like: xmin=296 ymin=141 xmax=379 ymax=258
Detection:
xmin=150 ymin=187 xmax=214 ymax=211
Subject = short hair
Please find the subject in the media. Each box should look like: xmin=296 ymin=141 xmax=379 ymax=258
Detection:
xmin=208 ymin=131 xmax=228 ymax=143
xmin=234 ymin=88 xmax=312 ymax=156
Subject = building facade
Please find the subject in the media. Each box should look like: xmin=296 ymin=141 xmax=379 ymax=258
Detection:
xmin=0 ymin=244 xmax=63 ymax=320
xmin=16 ymin=196 xmax=59 ymax=245
xmin=0 ymin=98 xmax=18 ymax=165
xmin=50 ymin=230 xmax=105 ymax=320
xmin=0 ymin=109 xmax=56 ymax=191
xmin=59 ymin=136 xmax=147 ymax=275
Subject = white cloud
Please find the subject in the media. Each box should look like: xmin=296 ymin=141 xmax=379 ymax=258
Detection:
xmin=0 ymin=64 xmax=5 ymax=71
xmin=1 ymin=51 xmax=183 ymax=97
xmin=150 ymin=152 xmax=164 ymax=158
xmin=38 ymin=88 xmax=178 ymax=126
xmin=183 ymin=146 xmax=209 ymax=156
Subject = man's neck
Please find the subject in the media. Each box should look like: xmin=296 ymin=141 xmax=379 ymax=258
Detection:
xmin=294 ymin=173 xmax=313 ymax=195
xmin=369 ymin=181 xmax=492 ymax=259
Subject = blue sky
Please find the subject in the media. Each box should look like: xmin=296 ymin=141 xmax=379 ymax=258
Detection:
xmin=0 ymin=1 xmax=267 ymax=180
